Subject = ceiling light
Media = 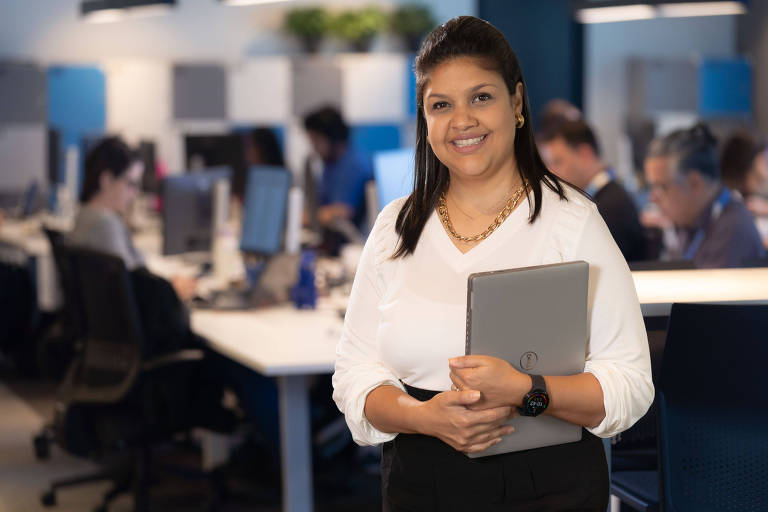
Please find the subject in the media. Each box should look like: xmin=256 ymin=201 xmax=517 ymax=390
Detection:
xmin=576 ymin=5 xmax=657 ymax=23
xmin=658 ymin=1 xmax=747 ymax=18
xmin=81 ymin=0 xmax=176 ymax=23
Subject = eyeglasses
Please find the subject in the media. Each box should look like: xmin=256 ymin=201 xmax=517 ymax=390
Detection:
xmin=121 ymin=177 xmax=142 ymax=190
xmin=646 ymin=178 xmax=682 ymax=196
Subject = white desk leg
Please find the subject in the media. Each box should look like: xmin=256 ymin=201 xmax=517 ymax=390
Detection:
xmin=278 ymin=375 xmax=313 ymax=512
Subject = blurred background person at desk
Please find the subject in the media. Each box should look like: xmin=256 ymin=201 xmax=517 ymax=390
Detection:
xmin=644 ymin=123 xmax=766 ymax=268
xmin=69 ymin=136 xmax=197 ymax=301
xmin=303 ymin=106 xmax=373 ymax=253
xmin=540 ymin=119 xmax=647 ymax=263
xmin=720 ymin=131 xmax=768 ymax=248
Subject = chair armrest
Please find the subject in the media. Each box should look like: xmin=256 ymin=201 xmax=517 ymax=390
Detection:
xmin=142 ymin=349 xmax=204 ymax=372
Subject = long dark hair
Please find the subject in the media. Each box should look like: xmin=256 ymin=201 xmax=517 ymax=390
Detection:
xmin=394 ymin=16 xmax=565 ymax=257
xmin=81 ymin=136 xmax=138 ymax=202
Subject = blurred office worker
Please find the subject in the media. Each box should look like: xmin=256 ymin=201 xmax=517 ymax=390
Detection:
xmin=69 ymin=137 xmax=197 ymax=300
xmin=540 ymin=120 xmax=646 ymax=262
xmin=644 ymin=124 xmax=766 ymax=268
xmin=303 ymin=106 xmax=373 ymax=232
xmin=720 ymin=131 xmax=768 ymax=219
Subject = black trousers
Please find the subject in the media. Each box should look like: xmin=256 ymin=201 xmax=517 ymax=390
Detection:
xmin=382 ymin=385 xmax=609 ymax=512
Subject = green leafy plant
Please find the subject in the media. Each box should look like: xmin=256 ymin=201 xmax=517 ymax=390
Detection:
xmin=330 ymin=7 xmax=388 ymax=51
xmin=283 ymin=7 xmax=330 ymax=52
xmin=390 ymin=4 xmax=435 ymax=52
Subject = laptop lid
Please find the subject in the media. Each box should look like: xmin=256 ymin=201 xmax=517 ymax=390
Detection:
xmin=465 ymin=260 xmax=588 ymax=458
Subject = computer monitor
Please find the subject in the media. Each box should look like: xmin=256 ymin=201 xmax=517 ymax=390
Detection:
xmin=373 ymin=148 xmax=415 ymax=211
xmin=240 ymin=166 xmax=291 ymax=256
xmin=184 ymin=134 xmax=246 ymax=197
xmin=161 ymin=167 xmax=231 ymax=256
xmin=137 ymin=140 xmax=158 ymax=194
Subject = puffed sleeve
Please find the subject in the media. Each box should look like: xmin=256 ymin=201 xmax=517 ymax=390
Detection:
xmin=576 ymin=205 xmax=654 ymax=438
xmin=332 ymin=200 xmax=406 ymax=446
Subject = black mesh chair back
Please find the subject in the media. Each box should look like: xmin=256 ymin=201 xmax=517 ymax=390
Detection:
xmin=659 ymin=303 xmax=768 ymax=511
xmin=43 ymin=227 xmax=86 ymax=342
xmin=63 ymin=246 xmax=144 ymax=402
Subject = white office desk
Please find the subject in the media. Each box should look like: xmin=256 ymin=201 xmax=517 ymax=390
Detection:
xmin=632 ymin=267 xmax=768 ymax=316
xmin=190 ymin=304 xmax=343 ymax=512
xmin=189 ymin=266 xmax=768 ymax=512
xmin=0 ymin=218 xmax=62 ymax=311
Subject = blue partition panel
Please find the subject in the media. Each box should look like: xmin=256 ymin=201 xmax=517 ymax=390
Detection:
xmin=47 ymin=66 xmax=106 ymax=184
xmin=351 ymin=124 xmax=401 ymax=155
xmin=698 ymin=58 xmax=752 ymax=118
xmin=406 ymin=53 xmax=417 ymax=118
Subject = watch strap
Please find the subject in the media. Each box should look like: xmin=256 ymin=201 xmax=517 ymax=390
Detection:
xmin=530 ymin=374 xmax=546 ymax=392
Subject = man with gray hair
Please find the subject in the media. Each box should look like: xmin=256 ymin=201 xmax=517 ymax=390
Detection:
xmin=644 ymin=123 xmax=765 ymax=268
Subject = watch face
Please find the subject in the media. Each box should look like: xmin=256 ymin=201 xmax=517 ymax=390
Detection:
xmin=524 ymin=391 xmax=549 ymax=416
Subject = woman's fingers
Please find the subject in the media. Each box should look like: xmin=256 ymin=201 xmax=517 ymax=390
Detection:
xmin=452 ymin=424 xmax=516 ymax=453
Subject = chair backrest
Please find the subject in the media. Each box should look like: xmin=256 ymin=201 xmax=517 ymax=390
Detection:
xmin=659 ymin=303 xmax=768 ymax=512
xmin=43 ymin=227 xmax=86 ymax=341
xmin=60 ymin=245 xmax=144 ymax=403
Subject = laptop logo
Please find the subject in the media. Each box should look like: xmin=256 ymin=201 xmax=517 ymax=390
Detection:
xmin=520 ymin=351 xmax=538 ymax=371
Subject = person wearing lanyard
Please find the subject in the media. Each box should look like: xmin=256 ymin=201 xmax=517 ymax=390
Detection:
xmin=540 ymin=119 xmax=647 ymax=262
xmin=333 ymin=16 xmax=653 ymax=511
xmin=644 ymin=124 xmax=766 ymax=268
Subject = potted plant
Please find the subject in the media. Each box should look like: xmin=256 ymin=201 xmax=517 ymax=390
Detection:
xmin=283 ymin=6 xmax=330 ymax=53
xmin=390 ymin=4 xmax=435 ymax=53
xmin=330 ymin=6 xmax=387 ymax=52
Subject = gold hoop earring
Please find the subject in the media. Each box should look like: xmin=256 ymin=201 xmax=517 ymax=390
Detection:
xmin=515 ymin=113 xmax=525 ymax=129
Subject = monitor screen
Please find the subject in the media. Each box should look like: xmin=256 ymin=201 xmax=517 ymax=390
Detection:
xmin=161 ymin=167 xmax=231 ymax=256
xmin=184 ymin=134 xmax=246 ymax=197
xmin=138 ymin=140 xmax=157 ymax=194
xmin=240 ymin=166 xmax=291 ymax=256
xmin=373 ymin=148 xmax=414 ymax=211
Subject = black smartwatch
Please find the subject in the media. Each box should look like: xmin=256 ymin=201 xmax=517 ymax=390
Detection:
xmin=519 ymin=374 xmax=549 ymax=417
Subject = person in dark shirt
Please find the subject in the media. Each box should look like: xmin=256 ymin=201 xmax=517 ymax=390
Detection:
xmin=540 ymin=119 xmax=647 ymax=262
xmin=303 ymin=106 xmax=373 ymax=232
xmin=720 ymin=130 xmax=768 ymax=221
xmin=644 ymin=123 xmax=766 ymax=268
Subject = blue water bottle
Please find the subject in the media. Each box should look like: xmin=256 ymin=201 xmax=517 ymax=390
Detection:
xmin=291 ymin=249 xmax=317 ymax=309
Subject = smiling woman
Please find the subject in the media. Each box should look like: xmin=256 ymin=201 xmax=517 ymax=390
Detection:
xmin=332 ymin=16 xmax=654 ymax=511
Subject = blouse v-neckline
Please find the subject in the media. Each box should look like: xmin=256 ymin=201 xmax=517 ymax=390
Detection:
xmin=426 ymin=194 xmax=530 ymax=273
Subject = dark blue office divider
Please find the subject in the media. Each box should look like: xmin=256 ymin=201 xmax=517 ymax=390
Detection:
xmin=351 ymin=124 xmax=401 ymax=155
xmin=47 ymin=66 xmax=106 ymax=185
xmin=478 ymin=0 xmax=583 ymax=125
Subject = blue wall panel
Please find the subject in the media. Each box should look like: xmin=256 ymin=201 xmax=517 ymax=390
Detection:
xmin=47 ymin=66 xmax=106 ymax=184
xmin=699 ymin=58 xmax=752 ymax=117
xmin=351 ymin=124 xmax=401 ymax=155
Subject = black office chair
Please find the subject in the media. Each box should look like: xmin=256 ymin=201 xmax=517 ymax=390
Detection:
xmin=39 ymin=246 xmax=221 ymax=512
xmin=0 ymin=240 xmax=39 ymax=374
xmin=611 ymin=303 xmax=768 ymax=511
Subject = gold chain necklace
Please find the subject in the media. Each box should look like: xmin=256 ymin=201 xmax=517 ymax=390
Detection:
xmin=438 ymin=183 xmax=527 ymax=242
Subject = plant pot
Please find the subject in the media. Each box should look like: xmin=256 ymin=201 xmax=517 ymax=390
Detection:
xmin=300 ymin=35 xmax=322 ymax=54
xmin=349 ymin=36 xmax=374 ymax=53
xmin=404 ymin=34 xmax=424 ymax=53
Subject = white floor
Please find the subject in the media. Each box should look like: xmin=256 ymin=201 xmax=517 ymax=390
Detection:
xmin=0 ymin=383 xmax=132 ymax=512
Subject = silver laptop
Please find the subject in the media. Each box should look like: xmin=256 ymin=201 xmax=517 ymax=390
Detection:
xmin=465 ymin=261 xmax=588 ymax=458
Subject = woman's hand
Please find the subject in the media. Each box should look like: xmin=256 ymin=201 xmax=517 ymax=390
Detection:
xmin=418 ymin=389 xmax=516 ymax=453
xmin=449 ymin=355 xmax=529 ymax=411
xmin=171 ymin=275 xmax=198 ymax=301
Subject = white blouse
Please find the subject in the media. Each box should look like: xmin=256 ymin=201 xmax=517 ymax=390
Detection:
xmin=332 ymin=184 xmax=654 ymax=446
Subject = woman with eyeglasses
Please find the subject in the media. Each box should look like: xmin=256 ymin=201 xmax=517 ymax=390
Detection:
xmin=70 ymin=136 xmax=196 ymax=300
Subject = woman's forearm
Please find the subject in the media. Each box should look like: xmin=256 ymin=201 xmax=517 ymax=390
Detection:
xmin=544 ymin=373 xmax=605 ymax=428
xmin=363 ymin=385 xmax=426 ymax=435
